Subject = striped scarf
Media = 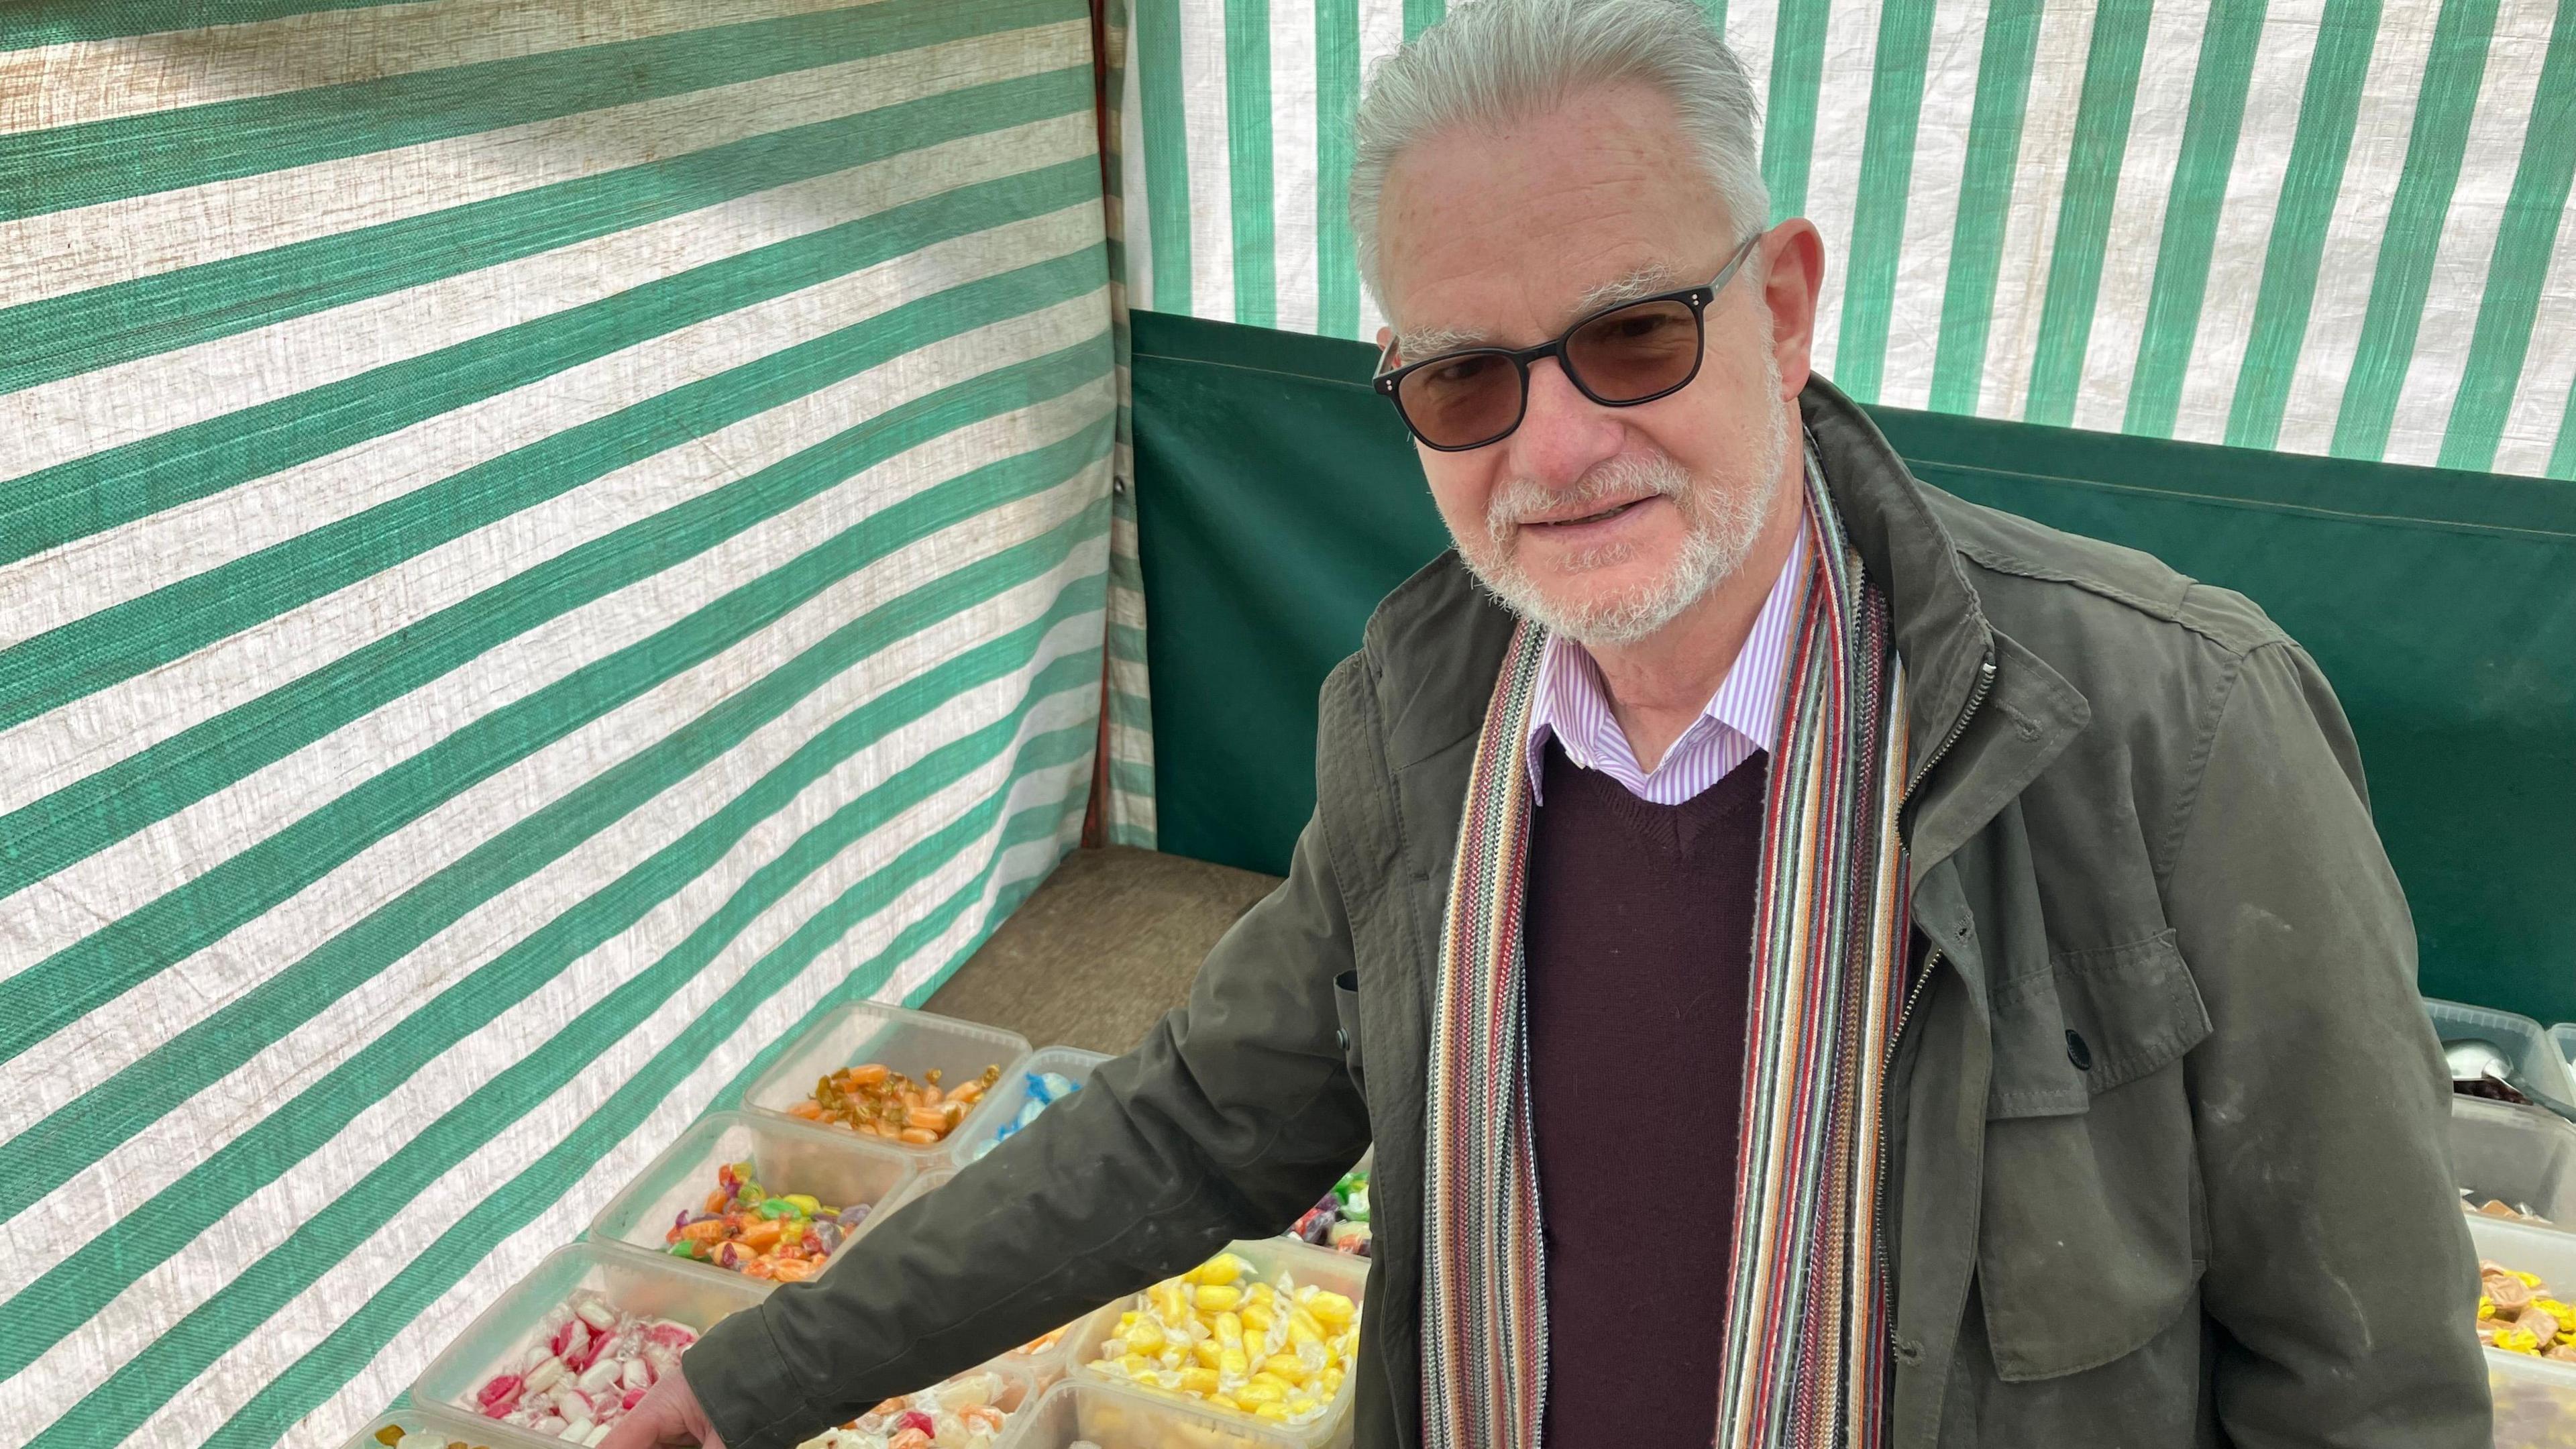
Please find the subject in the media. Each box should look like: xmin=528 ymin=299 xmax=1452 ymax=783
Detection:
xmin=1421 ymin=459 xmax=1911 ymax=1449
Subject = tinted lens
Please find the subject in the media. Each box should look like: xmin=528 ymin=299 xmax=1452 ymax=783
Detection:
xmin=1565 ymin=298 xmax=1702 ymax=402
xmin=1395 ymin=350 xmax=1523 ymax=449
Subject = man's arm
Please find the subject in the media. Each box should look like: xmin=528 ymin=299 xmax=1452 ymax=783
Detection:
xmin=2171 ymin=640 xmax=2489 ymax=1446
xmin=670 ymin=815 xmax=1372 ymax=1449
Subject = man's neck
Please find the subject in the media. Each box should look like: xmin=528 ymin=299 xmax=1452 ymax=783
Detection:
xmin=1587 ymin=472 xmax=1808 ymax=772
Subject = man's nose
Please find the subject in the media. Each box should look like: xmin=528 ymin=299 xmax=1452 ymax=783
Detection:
xmin=1503 ymin=355 xmax=1625 ymax=486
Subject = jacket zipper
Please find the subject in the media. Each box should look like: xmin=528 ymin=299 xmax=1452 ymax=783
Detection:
xmin=1876 ymin=646 xmax=1996 ymax=1376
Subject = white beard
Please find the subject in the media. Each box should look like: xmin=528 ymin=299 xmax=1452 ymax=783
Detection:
xmin=1458 ymin=365 xmax=1792 ymax=648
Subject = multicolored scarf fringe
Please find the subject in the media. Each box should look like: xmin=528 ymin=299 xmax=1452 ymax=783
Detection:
xmin=1422 ymin=458 xmax=1912 ymax=1449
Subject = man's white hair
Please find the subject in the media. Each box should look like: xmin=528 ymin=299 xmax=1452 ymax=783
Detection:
xmin=1348 ymin=0 xmax=1770 ymax=311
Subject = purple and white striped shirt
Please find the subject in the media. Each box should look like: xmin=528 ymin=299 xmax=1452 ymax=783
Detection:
xmin=1525 ymin=514 xmax=1809 ymax=807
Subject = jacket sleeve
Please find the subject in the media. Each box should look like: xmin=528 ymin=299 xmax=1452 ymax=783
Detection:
xmin=2169 ymin=640 xmax=2489 ymax=1447
xmin=683 ymin=810 xmax=1373 ymax=1448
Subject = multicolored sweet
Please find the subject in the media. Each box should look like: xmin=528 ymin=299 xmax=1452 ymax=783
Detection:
xmin=1286 ymin=1168 xmax=1370 ymax=1256
xmin=1084 ymin=1251 xmax=1360 ymax=1428
xmin=663 ymin=1159 xmax=870 ymax=1282
xmin=371 ymin=1426 xmax=493 ymax=1449
xmin=2481 ymin=1258 xmax=2576 ymax=1360
xmin=973 ymin=1072 xmax=1082 ymax=1161
xmin=468 ymin=1290 xmax=696 ymax=1444
xmin=795 ymin=1369 xmax=1015 ymax=1449
xmin=790 ymin=1062 xmax=1001 ymax=1145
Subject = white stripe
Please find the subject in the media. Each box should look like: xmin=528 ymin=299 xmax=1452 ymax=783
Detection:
xmin=1271 ymin=0 xmax=1322 ymax=336
xmin=0 ymin=98 xmax=1089 ymax=492
xmin=1179 ymin=2 xmax=1236 ymax=321
xmin=0 ymin=382 xmax=1110 ymax=1157
xmin=2385 ymin=0 xmax=2563 ymax=469
xmin=1801 ymin=0 xmax=1886 ymax=383
xmin=82 ymin=634 xmax=1102 ymax=1449
xmin=2487 ymin=180 xmax=2576 ymax=476
xmin=274 ymin=763 xmax=1082 ymax=1449
xmin=1725 ymin=0 xmax=1781 ymax=105
xmin=1119 ymin=23 xmax=1155 ymax=312
xmin=1875 ymin=0 xmax=1992 ymax=413
xmin=0 ymin=0 xmax=875 ymax=137
xmin=2070 ymin=0 xmax=2211 ymax=433
xmin=0 ymin=19 xmax=1088 ymax=313
xmin=0 ymin=211 xmax=1105 ymax=816
xmin=0 ymin=506 xmax=1106 ymax=1404
xmin=2169 ymin=0 xmax=2330 ymax=445
xmin=1974 ymin=0 xmax=2100 ymax=421
xmin=1351 ymin=0 xmax=1407 ymax=343
xmin=2272 ymin=0 xmax=2443 ymax=458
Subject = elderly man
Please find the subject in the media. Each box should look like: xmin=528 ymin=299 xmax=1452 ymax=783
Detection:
xmin=607 ymin=1 xmax=2485 ymax=1445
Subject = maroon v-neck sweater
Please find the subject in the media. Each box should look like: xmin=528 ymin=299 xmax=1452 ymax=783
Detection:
xmin=1522 ymin=737 xmax=1768 ymax=1449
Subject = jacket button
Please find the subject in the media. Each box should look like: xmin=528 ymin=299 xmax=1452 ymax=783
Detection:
xmin=1893 ymin=1336 xmax=1925 ymax=1366
xmin=1336 ymin=1028 xmax=1351 ymax=1052
xmin=2065 ymin=1029 xmax=2093 ymax=1071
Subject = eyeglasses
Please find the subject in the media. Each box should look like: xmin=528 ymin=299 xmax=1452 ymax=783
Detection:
xmin=1372 ymin=233 xmax=1763 ymax=452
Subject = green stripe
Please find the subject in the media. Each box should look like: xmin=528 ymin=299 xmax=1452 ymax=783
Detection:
xmin=1111 ymin=758 xmax=1158 ymax=800
xmin=0 ymin=339 xmax=1107 ymax=917
xmin=1759 ymin=0 xmax=1833 ymax=219
xmin=1927 ymin=0 xmax=2045 ymax=414
xmin=0 ymin=0 xmax=404 ymax=50
xmin=2439 ymin=0 xmax=2576 ymax=472
xmin=1316 ymin=0 xmax=1361 ymax=338
xmin=1226 ymin=0 xmax=1277 ymax=327
xmin=0 ymin=0 xmax=1077 ymax=223
xmin=0 ymin=156 xmax=1098 ymax=571
xmin=1831 ymin=0 xmax=1939 ymax=400
xmin=2022 ymin=0 xmax=2157 ymax=427
xmin=1135 ymin=0 xmax=1193 ymax=311
xmin=0 ymin=388 xmax=1108 ymax=1089
xmin=3 ymin=66 xmax=1091 ymax=398
xmin=2224 ymin=0 xmax=2385 ymax=451
xmin=2331 ymin=0 xmax=2503 ymax=459
xmin=1698 ymin=0 xmax=1729 ymax=33
xmin=1110 ymin=622 xmax=1150 ymax=663
xmin=2553 ymin=380 xmax=2576 ymax=478
xmin=0 ymin=191 xmax=1103 ymax=732
xmin=2125 ymin=0 xmax=2269 ymax=435
xmin=39 ymin=685 xmax=1102 ymax=1447
xmin=1404 ymin=0 xmax=1445 ymax=40
xmin=0 ymin=509 xmax=1109 ymax=1385
xmin=202 ymin=780 xmax=1085 ymax=1449
xmin=1110 ymin=690 xmax=1157 ymax=732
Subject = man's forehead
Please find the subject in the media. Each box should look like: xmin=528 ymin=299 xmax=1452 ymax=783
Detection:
xmin=1395 ymin=256 xmax=1693 ymax=357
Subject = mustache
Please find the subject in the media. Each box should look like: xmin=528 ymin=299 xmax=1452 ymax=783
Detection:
xmin=1485 ymin=455 xmax=1695 ymax=537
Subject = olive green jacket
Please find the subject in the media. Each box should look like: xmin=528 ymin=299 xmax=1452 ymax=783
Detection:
xmin=688 ymin=381 xmax=2487 ymax=1448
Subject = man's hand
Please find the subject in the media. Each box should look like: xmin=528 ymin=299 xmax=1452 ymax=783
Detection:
xmin=596 ymin=1365 xmax=729 ymax=1449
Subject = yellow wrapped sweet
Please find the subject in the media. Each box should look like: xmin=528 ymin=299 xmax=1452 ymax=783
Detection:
xmin=1087 ymin=1251 xmax=1362 ymax=1428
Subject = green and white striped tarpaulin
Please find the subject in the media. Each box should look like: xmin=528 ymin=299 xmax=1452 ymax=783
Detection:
xmin=1108 ymin=0 xmax=2576 ymax=476
xmin=0 ymin=1 xmax=1124 ymax=1444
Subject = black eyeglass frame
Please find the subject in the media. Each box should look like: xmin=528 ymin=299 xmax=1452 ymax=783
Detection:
xmin=1371 ymin=232 xmax=1765 ymax=452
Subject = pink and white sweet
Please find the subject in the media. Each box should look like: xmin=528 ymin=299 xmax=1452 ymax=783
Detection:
xmin=467 ymin=1290 xmax=698 ymax=1445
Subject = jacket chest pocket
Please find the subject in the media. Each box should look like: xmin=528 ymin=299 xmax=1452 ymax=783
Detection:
xmin=1978 ymin=928 xmax=2211 ymax=1381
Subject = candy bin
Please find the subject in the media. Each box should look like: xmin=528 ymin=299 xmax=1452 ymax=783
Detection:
xmin=1069 ymin=1238 xmax=1366 ymax=1444
xmin=339 ymin=1411 xmax=510 ymax=1449
xmin=745 ymin=1004 xmax=1029 ymax=1153
xmin=2470 ymin=1214 xmax=2576 ymax=1446
xmin=2453 ymin=1096 xmax=2576 ymax=1229
xmin=1281 ymin=1157 xmax=1370 ymax=1258
xmin=1006 ymin=1381 xmax=1303 ymax=1449
xmin=413 ymin=1243 xmax=766 ymax=1446
xmin=951 ymin=1047 xmax=1110 ymax=1167
xmin=588 ymin=1112 xmax=916 ymax=1286
xmin=794 ymin=1362 xmax=1032 ymax=1449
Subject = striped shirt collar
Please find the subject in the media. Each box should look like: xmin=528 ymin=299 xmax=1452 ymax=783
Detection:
xmin=1525 ymin=484 xmax=1811 ymax=807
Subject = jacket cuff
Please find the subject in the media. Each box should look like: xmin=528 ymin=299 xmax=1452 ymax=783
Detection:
xmin=682 ymin=1298 xmax=818 ymax=1449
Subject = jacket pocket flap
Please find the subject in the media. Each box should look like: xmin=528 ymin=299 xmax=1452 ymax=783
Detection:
xmin=1987 ymin=929 xmax=2211 ymax=1119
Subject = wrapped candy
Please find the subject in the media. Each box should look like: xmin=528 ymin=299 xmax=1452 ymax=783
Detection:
xmin=792 ymin=1062 xmax=1000 ymax=1145
xmin=796 ymin=1370 xmax=1015 ymax=1449
xmin=2477 ymin=1258 xmax=2576 ymax=1362
xmin=973 ymin=1072 xmax=1083 ymax=1161
xmin=372 ymin=1426 xmax=494 ymax=1449
xmin=468 ymin=1291 xmax=696 ymax=1444
xmin=663 ymin=1159 xmax=870 ymax=1282
xmin=1084 ymin=1252 xmax=1361 ymax=1428
xmin=1285 ymin=1168 xmax=1371 ymax=1257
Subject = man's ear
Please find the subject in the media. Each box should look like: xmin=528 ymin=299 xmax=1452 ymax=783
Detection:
xmin=1375 ymin=325 xmax=1397 ymax=368
xmin=1757 ymin=219 xmax=1825 ymax=400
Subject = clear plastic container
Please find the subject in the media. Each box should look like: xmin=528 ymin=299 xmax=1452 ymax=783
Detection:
xmin=1063 ymin=1238 xmax=1368 ymax=1447
xmin=948 ymin=1047 xmax=1114 ymax=1169
xmin=586 ymin=1111 xmax=918 ymax=1285
xmin=2469 ymin=1215 xmax=2576 ymax=1446
xmin=411 ymin=1242 xmax=767 ymax=1443
xmin=796 ymin=1360 xmax=1040 ymax=1449
xmin=2427 ymin=998 xmax=2576 ymax=1120
xmin=2551 ymin=1024 xmax=2576 ymax=1083
xmin=2454 ymin=1097 xmax=2576 ymax=1226
xmin=743 ymin=1004 xmax=1032 ymax=1156
xmin=337 ymin=1409 xmax=523 ymax=1449
xmin=996 ymin=1381 xmax=1304 ymax=1449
